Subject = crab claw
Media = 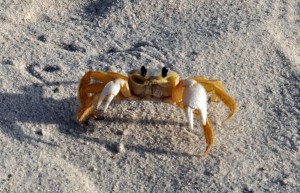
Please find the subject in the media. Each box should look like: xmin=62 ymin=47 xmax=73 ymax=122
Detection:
xmin=182 ymin=79 xmax=207 ymax=129
xmin=182 ymin=79 xmax=213 ymax=157
xmin=96 ymin=78 xmax=126 ymax=112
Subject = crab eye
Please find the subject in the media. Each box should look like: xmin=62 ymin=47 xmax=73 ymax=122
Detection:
xmin=162 ymin=67 xmax=168 ymax=78
xmin=140 ymin=66 xmax=147 ymax=77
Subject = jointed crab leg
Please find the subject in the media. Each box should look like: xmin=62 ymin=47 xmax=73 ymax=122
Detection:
xmin=192 ymin=77 xmax=224 ymax=102
xmin=193 ymin=77 xmax=237 ymax=122
xmin=202 ymin=118 xmax=214 ymax=157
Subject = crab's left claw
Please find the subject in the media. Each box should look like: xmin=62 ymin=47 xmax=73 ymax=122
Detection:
xmin=182 ymin=79 xmax=208 ymax=129
xmin=182 ymin=79 xmax=214 ymax=157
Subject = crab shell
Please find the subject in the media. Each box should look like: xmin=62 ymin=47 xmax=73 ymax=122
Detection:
xmin=127 ymin=69 xmax=180 ymax=99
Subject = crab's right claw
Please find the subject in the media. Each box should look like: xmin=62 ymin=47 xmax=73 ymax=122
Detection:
xmin=201 ymin=118 xmax=214 ymax=157
xmin=96 ymin=78 xmax=126 ymax=112
xmin=77 ymin=78 xmax=128 ymax=123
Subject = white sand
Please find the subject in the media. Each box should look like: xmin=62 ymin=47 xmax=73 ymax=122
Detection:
xmin=0 ymin=0 xmax=299 ymax=192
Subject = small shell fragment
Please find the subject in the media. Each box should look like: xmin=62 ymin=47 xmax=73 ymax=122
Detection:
xmin=117 ymin=143 xmax=126 ymax=154
xmin=122 ymin=129 xmax=130 ymax=136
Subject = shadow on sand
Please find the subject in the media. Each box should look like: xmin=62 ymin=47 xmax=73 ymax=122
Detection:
xmin=0 ymin=83 xmax=79 ymax=145
xmin=82 ymin=0 xmax=124 ymax=20
xmin=0 ymin=82 xmax=191 ymax=157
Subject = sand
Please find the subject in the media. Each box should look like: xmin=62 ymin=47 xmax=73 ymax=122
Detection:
xmin=0 ymin=0 xmax=299 ymax=192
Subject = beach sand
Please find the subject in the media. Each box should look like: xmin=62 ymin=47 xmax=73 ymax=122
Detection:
xmin=0 ymin=0 xmax=299 ymax=192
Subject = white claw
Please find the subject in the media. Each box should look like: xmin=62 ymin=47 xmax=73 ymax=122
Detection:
xmin=96 ymin=78 xmax=125 ymax=111
xmin=183 ymin=79 xmax=207 ymax=130
xmin=186 ymin=106 xmax=194 ymax=130
xmin=102 ymin=95 xmax=114 ymax=112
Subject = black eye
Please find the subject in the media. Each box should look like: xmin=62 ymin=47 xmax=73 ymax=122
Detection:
xmin=140 ymin=66 xmax=147 ymax=77
xmin=162 ymin=67 xmax=168 ymax=78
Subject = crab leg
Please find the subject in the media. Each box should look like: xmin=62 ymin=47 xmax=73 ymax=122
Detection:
xmin=202 ymin=118 xmax=214 ymax=157
xmin=193 ymin=78 xmax=237 ymax=122
xmin=193 ymin=77 xmax=225 ymax=102
xmin=193 ymin=78 xmax=224 ymax=102
xmin=77 ymin=93 xmax=100 ymax=123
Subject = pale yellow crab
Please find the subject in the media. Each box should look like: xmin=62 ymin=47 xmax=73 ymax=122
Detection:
xmin=77 ymin=66 xmax=236 ymax=157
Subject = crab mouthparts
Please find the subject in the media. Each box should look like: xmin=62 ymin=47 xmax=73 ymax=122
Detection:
xmin=144 ymin=77 xmax=160 ymax=85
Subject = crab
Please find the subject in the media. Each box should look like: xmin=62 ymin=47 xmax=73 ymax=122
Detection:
xmin=77 ymin=66 xmax=236 ymax=157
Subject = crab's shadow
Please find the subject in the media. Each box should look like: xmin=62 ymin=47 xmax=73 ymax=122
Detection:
xmin=0 ymin=83 xmax=79 ymax=145
xmin=0 ymin=83 xmax=190 ymax=157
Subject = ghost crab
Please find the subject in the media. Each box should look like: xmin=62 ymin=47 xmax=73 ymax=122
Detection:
xmin=77 ymin=66 xmax=236 ymax=157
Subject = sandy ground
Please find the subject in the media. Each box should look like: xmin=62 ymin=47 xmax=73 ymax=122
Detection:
xmin=0 ymin=0 xmax=299 ymax=192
